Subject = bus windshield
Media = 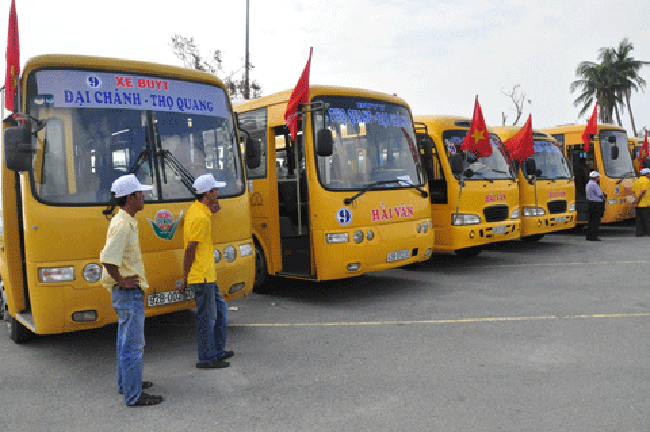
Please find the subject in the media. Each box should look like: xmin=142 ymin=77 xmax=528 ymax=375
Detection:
xmin=600 ymin=130 xmax=635 ymax=178
xmin=314 ymin=96 xmax=425 ymax=190
xmin=443 ymin=130 xmax=513 ymax=181
xmin=526 ymin=140 xmax=572 ymax=180
xmin=27 ymin=69 xmax=244 ymax=205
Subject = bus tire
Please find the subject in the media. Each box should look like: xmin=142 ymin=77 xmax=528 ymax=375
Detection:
xmin=9 ymin=316 xmax=32 ymax=344
xmin=521 ymin=234 xmax=544 ymax=242
xmin=454 ymin=247 xmax=482 ymax=258
xmin=253 ymin=241 xmax=269 ymax=293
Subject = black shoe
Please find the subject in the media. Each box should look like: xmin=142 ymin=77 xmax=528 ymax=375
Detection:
xmin=196 ymin=359 xmax=230 ymax=369
xmin=636 ymin=234 xmax=644 ymax=237
xmin=218 ymin=350 xmax=234 ymax=360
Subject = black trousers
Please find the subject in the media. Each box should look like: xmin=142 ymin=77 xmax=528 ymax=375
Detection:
xmin=586 ymin=201 xmax=604 ymax=240
xmin=635 ymin=206 xmax=650 ymax=236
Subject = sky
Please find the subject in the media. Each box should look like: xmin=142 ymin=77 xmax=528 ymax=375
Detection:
xmin=2 ymin=0 xmax=650 ymax=135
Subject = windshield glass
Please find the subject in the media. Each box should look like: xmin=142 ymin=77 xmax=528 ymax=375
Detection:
xmin=525 ymin=140 xmax=572 ymax=179
xmin=314 ymin=96 xmax=424 ymax=190
xmin=600 ymin=129 xmax=634 ymax=178
xmin=27 ymin=68 xmax=243 ymax=205
xmin=443 ymin=130 xmax=513 ymax=180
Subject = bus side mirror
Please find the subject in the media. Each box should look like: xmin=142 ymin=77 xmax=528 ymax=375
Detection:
xmin=245 ymin=137 xmax=261 ymax=169
xmin=525 ymin=158 xmax=536 ymax=177
xmin=316 ymin=129 xmax=333 ymax=157
xmin=611 ymin=145 xmax=619 ymax=160
xmin=4 ymin=123 xmax=34 ymax=172
xmin=450 ymin=153 xmax=463 ymax=175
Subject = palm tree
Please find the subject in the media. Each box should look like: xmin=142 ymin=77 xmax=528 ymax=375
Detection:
xmin=571 ymin=39 xmax=647 ymax=128
xmin=570 ymin=59 xmax=621 ymax=124
xmin=600 ymin=38 xmax=649 ymax=136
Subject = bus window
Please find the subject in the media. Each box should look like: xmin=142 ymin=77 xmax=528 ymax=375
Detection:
xmin=238 ymin=107 xmax=268 ymax=180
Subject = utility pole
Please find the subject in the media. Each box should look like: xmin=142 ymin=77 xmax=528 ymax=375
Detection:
xmin=244 ymin=0 xmax=250 ymax=99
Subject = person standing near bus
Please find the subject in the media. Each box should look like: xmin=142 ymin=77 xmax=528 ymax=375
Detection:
xmin=586 ymin=171 xmax=605 ymax=241
xmin=100 ymin=174 xmax=164 ymax=407
xmin=633 ymin=168 xmax=650 ymax=236
xmin=179 ymin=174 xmax=234 ymax=369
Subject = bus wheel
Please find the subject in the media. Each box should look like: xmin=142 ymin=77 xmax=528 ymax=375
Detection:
xmin=521 ymin=234 xmax=544 ymax=242
xmin=253 ymin=242 xmax=269 ymax=293
xmin=9 ymin=316 xmax=32 ymax=344
xmin=455 ymin=247 xmax=482 ymax=258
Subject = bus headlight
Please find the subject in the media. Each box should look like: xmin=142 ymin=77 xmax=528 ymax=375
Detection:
xmin=83 ymin=264 xmax=102 ymax=283
xmin=239 ymin=243 xmax=253 ymax=257
xmin=451 ymin=214 xmax=481 ymax=226
xmin=569 ymin=203 xmax=576 ymax=212
xmin=214 ymin=249 xmax=222 ymax=263
xmin=326 ymin=233 xmax=349 ymax=244
xmin=39 ymin=266 xmax=75 ymax=283
xmin=352 ymin=230 xmax=364 ymax=244
xmin=523 ymin=207 xmax=546 ymax=216
xmin=366 ymin=230 xmax=375 ymax=241
xmin=223 ymin=246 xmax=237 ymax=262
xmin=422 ymin=222 xmax=428 ymax=233
xmin=416 ymin=223 xmax=422 ymax=233
xmin=511 ymin=209 xmax=520 ymax=219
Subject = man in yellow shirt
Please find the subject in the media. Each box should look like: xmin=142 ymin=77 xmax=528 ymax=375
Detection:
xmin=179 ymin=174 xmax=233 ymax=369
xmin=634 ymin=168 xmax=650 ymax=236
xmin=100 ymin=174 xmax=163 ymax=407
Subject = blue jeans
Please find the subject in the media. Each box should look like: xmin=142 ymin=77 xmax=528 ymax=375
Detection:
xmin=111 ymin=289 xmax=145 ymax=405
xmin=192 ymin=282 xmax=227 ymax=364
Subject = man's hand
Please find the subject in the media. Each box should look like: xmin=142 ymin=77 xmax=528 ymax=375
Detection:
xmin=120 ymin=275 xmax=140 ymax=289
xmin=178 ymin=277 xmax=188 ymax=294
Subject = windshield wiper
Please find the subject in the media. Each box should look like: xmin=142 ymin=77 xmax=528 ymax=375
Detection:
xmin=343 ymin=179 xmax=427 ymax=205
xmin=128 ymin=149 xmax=195 ymax=194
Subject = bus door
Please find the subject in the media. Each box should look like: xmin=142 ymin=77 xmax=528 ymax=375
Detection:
xmin=567 ymin=145 xmax=592 ymax=222
xmin=274 ymin=126 xmax=312 ymax=276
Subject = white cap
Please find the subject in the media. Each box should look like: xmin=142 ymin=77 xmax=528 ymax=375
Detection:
xmin=589 ymin=171 xmax=600 ymax=178
xmin=111 ymin=174 xmax=153 ymax=198
xmin=641 ymin=168 xmax=650 ymax=175
xmin=193 ymin=174 xmax=226 ymax=194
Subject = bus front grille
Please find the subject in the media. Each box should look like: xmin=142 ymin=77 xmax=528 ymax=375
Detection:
xmin=483 ymin=205 xmax=509 ymax=222
xmin=547 ymin=200 xmax=567 ymax=214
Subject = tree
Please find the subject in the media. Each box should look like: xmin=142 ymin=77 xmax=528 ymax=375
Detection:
xmin=170 ymin=34 xmax=261 ymax=99
xmin=501 ymin=84 xmax=530 ymax=126
xmin=599 ymin=38 xmax=649 ymax=136
xmin=570 ymin=38 xmax=647 ymax=127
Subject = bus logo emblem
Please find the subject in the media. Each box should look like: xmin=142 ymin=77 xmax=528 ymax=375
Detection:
xmin=148 ymin=209 xmax=183 ymax=241
xmin=336 ymin=207 xmax=352 ymax=226
xmin=87 ymin=75 xmax=102 ymax=89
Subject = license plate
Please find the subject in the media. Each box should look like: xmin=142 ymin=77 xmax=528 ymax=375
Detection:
xmin=148 ymin=285 xmax=195 ymax=307
xmin=387 ymin=249 xmax=410 ymax=262
xmin=554 ymin=216 xmax=567 ymax=223
xmin=492 ymin=226 xmax=507 ymax=234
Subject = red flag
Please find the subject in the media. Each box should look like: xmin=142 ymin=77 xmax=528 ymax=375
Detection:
xmin=461 ymin=96 xmax=492 ymax=158
xmin=503 ymin=114 xmax=534 ymax=162
xmin=284 ymin=47 xmax=312 ymax=141
xmin=4 ymin=0 xmax=19 ymax=112
xmin=582 ymin=103 xmax=598 ymax=153
xmin=639 ymin=130 xmax=649 ymax=161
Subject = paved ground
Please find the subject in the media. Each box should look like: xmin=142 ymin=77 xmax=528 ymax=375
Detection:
xmin=1 ymin=222 xmax=649 ymax=432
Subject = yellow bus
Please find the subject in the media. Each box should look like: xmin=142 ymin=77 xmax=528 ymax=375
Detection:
xmin=413 ymin=116 xmax=520 ymax=257
xmin=629 ymin=136 xmax=643 ymax=174
xmin=542 ymin=124 xmax=636 ymax=224
xmin=235 ymin=86 xmax=433 ymax=290
xmin=492 ymin=127 xmax=576 ymax=241
xmin=1 ymin=55 xmax=255 ymax=342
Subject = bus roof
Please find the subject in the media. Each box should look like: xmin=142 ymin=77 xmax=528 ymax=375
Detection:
xmin=22 ymin=54 xmax=227 ymax=88
xmin=491 ymin=126 xmax=556 ymax=142
xmin=234 ymin=85 xmax=409 ymax=112
xmin=541 ymin=123 xmax=627 ymax=134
